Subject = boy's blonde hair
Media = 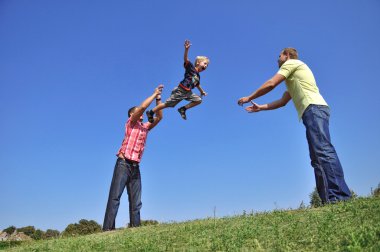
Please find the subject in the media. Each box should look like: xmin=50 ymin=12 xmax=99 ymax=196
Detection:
xmin=195 ymin=56 xmax=210 ymax=66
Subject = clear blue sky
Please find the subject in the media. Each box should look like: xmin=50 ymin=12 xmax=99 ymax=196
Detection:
xmin=1 ymin=0 xmax=379 ymax=231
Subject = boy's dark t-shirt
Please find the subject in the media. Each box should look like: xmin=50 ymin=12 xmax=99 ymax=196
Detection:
xmin=179 ymin=61 xmax=200 ymax=91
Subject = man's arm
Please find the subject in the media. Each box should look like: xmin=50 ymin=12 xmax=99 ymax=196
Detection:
xmin=196 ymin=85 xmax=207 ymax=96
xmin=130 ymin=84 xmax=163 ymax=123
xmin=148 ymin=94 xmax=163 ymax=130
xmin=238 ymin=74 xmax=286 ymax=105
xmin=245 ymin=91 xmax=291 ymax=113
xmin=184 ymin=40 xmax=191 ymax=63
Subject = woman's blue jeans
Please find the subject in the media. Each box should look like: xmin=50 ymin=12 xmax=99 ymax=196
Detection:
xmin=302 ymin=105 xmax=351 ymax=203
xmin=103 ymin=158 xmax=142 ymax=230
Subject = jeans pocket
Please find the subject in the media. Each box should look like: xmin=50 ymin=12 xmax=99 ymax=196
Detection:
xmin=117 ymin=158 xmax=128 ymax=169
xmin=308 ymin=105 xmax=329 ymax=121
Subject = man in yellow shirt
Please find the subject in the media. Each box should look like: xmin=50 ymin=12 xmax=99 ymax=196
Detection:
xmin=237 ymin=48 xmax=351 ymax=204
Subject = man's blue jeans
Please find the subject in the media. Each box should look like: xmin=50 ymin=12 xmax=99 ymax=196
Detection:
xmin=302 ymin=105 xmax=351 ymax=203
xmin=103 ymin=158 xmax=142 ymax=230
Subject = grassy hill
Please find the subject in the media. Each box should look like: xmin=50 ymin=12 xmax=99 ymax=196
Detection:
xmin=2 ymin=197 xmax=380 ymax=251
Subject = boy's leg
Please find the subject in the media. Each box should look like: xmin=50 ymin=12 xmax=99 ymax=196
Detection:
xmin=184 ymin=100 xmax=202 ymax=109
xmin=146 ymin=103 xmax=167 ymax=123
xmin=152 ymin=103 xmax=167 ymax=113
xmin=147 ymin=87 xmax=184 ymax=122
xmin=178 ymin=92 xmax=202 ymax=120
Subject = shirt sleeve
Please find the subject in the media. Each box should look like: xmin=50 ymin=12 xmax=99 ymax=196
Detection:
xmin=184 ymin=60 xmax=193 ymax=69
xmin=277 ymin=61 xmax=298 ymax=79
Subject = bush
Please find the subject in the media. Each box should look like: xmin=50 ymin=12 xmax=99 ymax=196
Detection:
xmin=3 ymin=226 xmax=60 ymax=241
xmin=45 ymin=229 xmax=60 ymax=239
xmin=0 ymin=241 xmax=22 ymax=249
xmin=126 ymin=220 xmax=159 ymax=228
xmin=3 ymin=226 xmax=16 ymax=235
xmin=16 ymin=226 xmax=36 ymax=237
xmin=141 ymin=220 xmax=159 ymax=226
xmin=62 ymin=219 xmax=101 ymax=237
xmin=31 ymin=229 xmax=45 ymax=240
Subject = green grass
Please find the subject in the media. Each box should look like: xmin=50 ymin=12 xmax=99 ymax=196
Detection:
xmin=3 ymin=197 xmax=380 ymax=251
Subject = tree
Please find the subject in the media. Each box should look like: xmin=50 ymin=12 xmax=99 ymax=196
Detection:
xmin=3 ymin=226 xmax=16 ymax=235
xmin=309 ymin=188 xmax=323 ymax=208
xmin=298 ymin=201 xmax=306 ymax=210
xmin=31 ymin=229 xmax=45 ymax=240
xmin=62 ymin=219 xmax=101 ymax=237
xmin=45 ymin=229 xmax=60 ymax=239
xmin=17 ymin=226 xmax=36 ymax=237
xmin=372 ymin=183 xmax=380 ymax=197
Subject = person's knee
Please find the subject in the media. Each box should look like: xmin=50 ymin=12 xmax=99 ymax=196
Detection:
xmin=131 ymin=201 xmax=142 ymax=212
xmin=165 ymin=102 xmax=176 ymax=108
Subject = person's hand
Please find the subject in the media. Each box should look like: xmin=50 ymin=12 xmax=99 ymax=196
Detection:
xmin=238 ymin=96 xmax=250 ymax=106
xmin=245 ymin=101 xmax=262 ymax=113
xmin=201 ymin=91 xmax=207 ymax=97
xmin=154 ymin=84 xmax=164 ymax=96
xmin=184 ymin=40 xmax=191 ymax=49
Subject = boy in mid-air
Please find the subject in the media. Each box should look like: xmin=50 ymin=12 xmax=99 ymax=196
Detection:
xmin=146 ymin=40 xmax=209 ymax=121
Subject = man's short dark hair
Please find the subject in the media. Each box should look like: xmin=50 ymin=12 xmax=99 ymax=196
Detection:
xmin=282 ymin=48 xmax=298 ymax=59
xmin=128 ymin=106 xmax=137 ymax=117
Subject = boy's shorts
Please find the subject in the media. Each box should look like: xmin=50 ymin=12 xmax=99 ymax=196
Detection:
xmin=165 ymin=86 xmax=202 ymax=107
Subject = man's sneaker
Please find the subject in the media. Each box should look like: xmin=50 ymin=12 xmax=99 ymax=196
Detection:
xmin=146 ymin=110 xmax=154 ymax=123
xmin=178 ymin=107 xmax=187 ymax=120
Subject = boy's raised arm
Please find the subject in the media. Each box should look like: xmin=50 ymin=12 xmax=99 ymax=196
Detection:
xmin=184 ymin=40 xmax=191 ymax=63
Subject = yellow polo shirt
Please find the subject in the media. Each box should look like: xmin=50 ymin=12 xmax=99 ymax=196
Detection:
xmin=277 ymin=59 xmax=328 ymax=120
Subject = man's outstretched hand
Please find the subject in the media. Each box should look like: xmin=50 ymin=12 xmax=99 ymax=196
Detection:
xmin=154 ymin=84 xmax=164 ymax=96
xmin=238 ymin=96 xmax=250 ymax=106
xmin=245 ymin=101 xmax=262 ymax=113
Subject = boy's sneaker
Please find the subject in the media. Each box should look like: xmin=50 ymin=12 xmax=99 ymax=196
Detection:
xmin=178 ymin=107 xmax=187 ymax=120
xmin=146 ymin=110 xmax=154 ymax=123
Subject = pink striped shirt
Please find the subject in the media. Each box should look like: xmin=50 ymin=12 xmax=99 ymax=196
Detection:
xmin=117 ymin=118 xmax=151 ymax=163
